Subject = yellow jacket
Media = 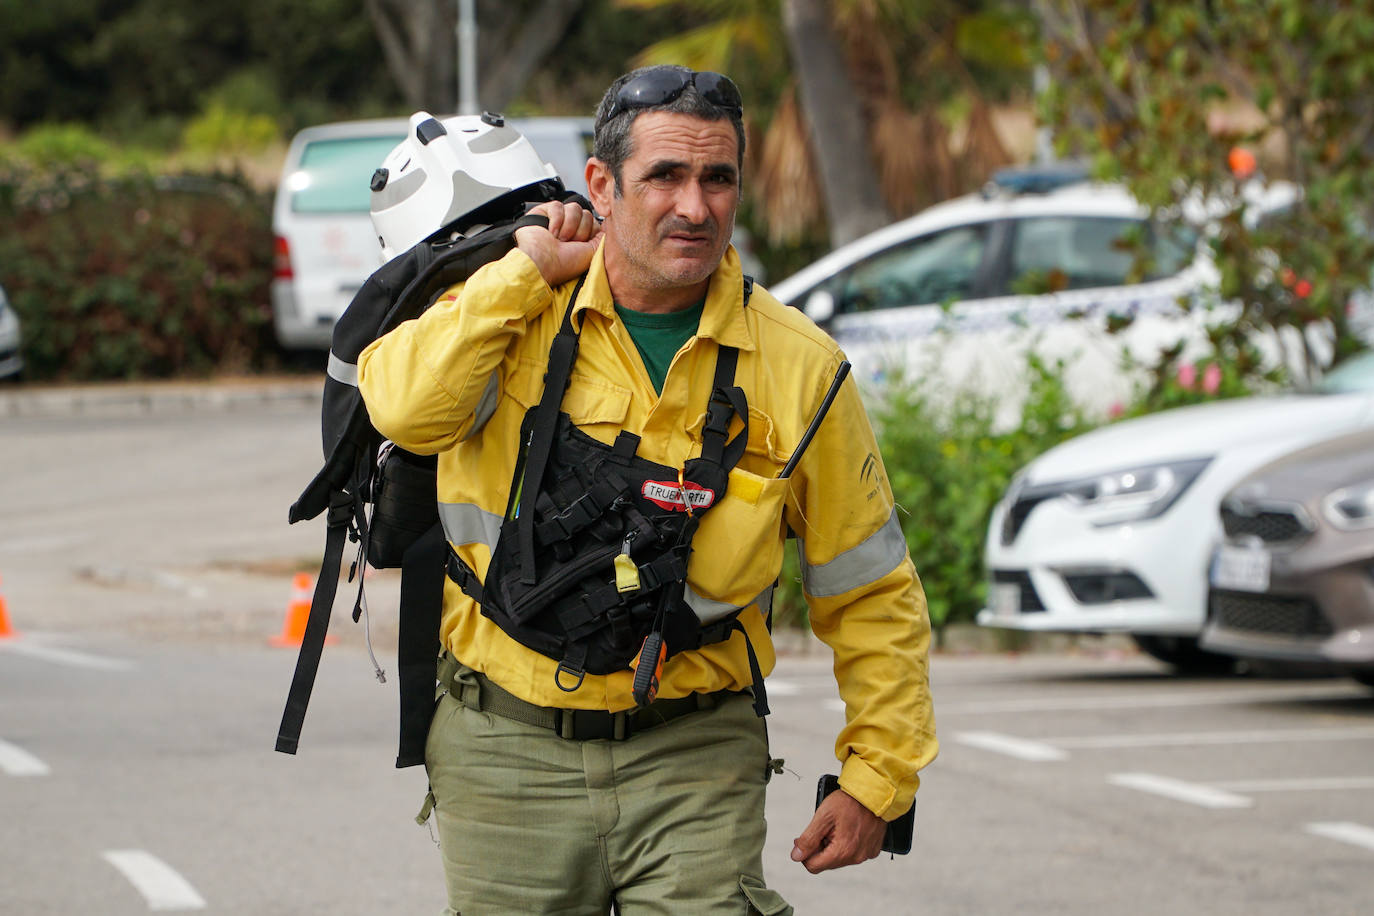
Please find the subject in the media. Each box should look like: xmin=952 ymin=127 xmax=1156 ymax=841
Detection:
xmin=358 ymin=242 xmax=937 ymax=819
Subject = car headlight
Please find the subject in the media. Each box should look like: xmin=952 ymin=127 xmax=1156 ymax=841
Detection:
xmin=1039 ymin=457 xmax=1212 ymax=527
xmin=1323 ymin=479 xmax=1374 ymax=530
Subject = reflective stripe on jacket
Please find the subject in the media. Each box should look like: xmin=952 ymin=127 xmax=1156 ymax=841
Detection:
xmin=358 ymin=243 xmax=937 ymax=819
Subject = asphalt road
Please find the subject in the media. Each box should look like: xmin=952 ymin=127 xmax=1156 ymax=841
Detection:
xmin=4 ymin=386 xmax=1374 ymax=914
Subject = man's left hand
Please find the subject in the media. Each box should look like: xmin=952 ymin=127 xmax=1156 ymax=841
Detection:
xmin=790 ymin=786 xmax=886 ymax=874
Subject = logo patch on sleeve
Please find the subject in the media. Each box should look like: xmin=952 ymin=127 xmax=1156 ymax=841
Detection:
xmin=642 ymin=480 xmax=717 ymax=512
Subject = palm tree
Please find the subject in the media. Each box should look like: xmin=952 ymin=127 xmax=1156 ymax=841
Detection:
xmin=617 ymin=0 xmax=1018 ymax=246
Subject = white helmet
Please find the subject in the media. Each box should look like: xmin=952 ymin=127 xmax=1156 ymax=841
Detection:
xmin=369 ymin=111 xmax=561 ymax=260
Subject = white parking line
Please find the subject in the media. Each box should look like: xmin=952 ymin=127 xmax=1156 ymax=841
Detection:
xmin=1212 ymin=777 xmax=1374 ymax=793
xmin=0 ymin=640 xmax=134 ymax=671
xmin=0 ymin=533 xmax=89 ymax=553
xmin=102 ymin=850 xmax=206 ymax=911
xmin=1050 ymin=726 xmax=1374 ymax=749
xmin=0 ymin=739 xmax=49 ymax=776
xmin=927 ymin=682 xmax=1369 ymax=715
xmin=953 ymin=731 xmax=1068 ymax=762
xmin=1108 ymin=772 xmax=1253 ymax=809
xmin=1305 ymin=822 xmax=1374 ymax=853
xmin=765 ymin=679 xmax=802 ymax=697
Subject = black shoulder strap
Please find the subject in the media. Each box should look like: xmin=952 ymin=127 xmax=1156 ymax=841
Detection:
xmin=515 ymin=276 xmax=587 ymax=584
xmin=698 ymin=345 xmax=747 ymax=470
xmin=394 ymin=521 xmax=446 ymax=767
xmin=276 ymin=491 xmax=356 ymax=754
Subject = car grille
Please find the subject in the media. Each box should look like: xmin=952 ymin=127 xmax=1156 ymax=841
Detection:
xmin=991 ymin=569 xmax=1045 ymax=612
xmin=1209 ymin=589 xmax=1332 ymax=638
xmin=1219 ymin=504 xmax=1311 ymax=545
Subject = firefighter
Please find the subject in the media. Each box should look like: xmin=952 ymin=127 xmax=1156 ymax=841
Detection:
xmin=358 ymin=65 xmax=937 ymax=915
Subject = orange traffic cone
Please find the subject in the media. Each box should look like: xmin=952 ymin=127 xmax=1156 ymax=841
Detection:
xmin=270 ymin=573 xmax=334 ymax=647
xmin=0 ymin=574 xmax=15 ymax=640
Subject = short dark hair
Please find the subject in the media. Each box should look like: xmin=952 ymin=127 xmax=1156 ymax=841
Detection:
xmin=592 ymin=65 xmax=746 ymax=194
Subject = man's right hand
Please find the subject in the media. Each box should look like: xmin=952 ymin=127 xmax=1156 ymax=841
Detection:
xmin=515 ymin=200 xmax=602 ymax=288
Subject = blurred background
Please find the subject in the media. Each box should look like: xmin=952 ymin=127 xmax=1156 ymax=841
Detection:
xmin=4 ymin=0 xmax=1374 ymax=645
xmin=7 ymin=8 xmax=1374 ymax=910
xmin=0 ymin=0 xmax=1036 ymax=376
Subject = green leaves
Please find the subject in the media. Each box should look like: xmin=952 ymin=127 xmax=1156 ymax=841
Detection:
xmin=0 ymin=164 xmax=278 ymax=380
xmin=857 ymin=359 xmax=1094 ymax=636
xmin=1039 ymin=0 xmax=1374 ymax=386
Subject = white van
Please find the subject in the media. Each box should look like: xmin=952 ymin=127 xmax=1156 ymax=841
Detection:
xmin=271 ymin=116 xmax=594 ymax=350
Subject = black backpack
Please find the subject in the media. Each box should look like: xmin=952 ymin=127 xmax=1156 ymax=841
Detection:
xmin=275 ymin=184 xmax=588 ymax=766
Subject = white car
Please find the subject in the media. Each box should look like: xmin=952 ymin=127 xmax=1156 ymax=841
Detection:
xmin=769 ymin=167 xmax=1230 ymax=419
xmin=271 ymin=115 xmax=594 ymax=350
xmin=0 ymin=281 xmax=22 ymax=379
xmin=979 ymin=351 xmax=1374 ymax=670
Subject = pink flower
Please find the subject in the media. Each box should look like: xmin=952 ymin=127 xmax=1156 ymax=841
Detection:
xmin=1202 ymin=363 xmax=1222 ymax=394
xmin=1108 ymin=401 xmax=1124 ymax=419
xmin=1176 ymin=362 xmax=1197 ymax=390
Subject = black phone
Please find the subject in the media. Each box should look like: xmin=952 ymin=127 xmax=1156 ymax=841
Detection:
xmin=815 ymin=773 xmax=914 ymax=856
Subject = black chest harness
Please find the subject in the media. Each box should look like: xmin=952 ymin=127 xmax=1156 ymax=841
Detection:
xmin=447 ymin=277 xmax=769 ymax=715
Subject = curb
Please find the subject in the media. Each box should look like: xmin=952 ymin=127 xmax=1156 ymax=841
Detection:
xmin=0 ymin=375 xmax=324 ymax=418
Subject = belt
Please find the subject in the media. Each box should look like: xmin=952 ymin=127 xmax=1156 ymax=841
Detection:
xmin=439 ymin=656 xmax=741 ymax=741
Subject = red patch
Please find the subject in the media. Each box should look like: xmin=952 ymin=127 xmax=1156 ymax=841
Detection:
xmin=641 ymin=479 xmax=716 ymax=512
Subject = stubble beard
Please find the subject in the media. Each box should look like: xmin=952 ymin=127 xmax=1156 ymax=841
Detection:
xmin=631 ymin=216 xmax=732 ymax=291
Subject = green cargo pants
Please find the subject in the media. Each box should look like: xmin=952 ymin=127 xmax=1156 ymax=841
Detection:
xmin=423 ymin=664 xmax=793 ymax=915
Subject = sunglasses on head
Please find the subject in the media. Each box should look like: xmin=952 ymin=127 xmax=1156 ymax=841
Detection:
xmin=603 ymin=69 xmax=743 ymax=123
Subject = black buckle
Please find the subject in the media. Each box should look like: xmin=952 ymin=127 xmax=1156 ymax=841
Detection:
xmin=553 ymin=708 xmax=629 ymax=741
xmin=703 ymin=392 xmax=734 ymax=437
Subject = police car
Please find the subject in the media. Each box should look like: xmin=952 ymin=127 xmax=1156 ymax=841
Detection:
xmin=769 ymin=166 xmax=1232 ymax=419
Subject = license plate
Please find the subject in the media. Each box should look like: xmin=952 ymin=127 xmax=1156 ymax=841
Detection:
xmin=1210 ymin=544 xmax=1271 ymax=592
xmin=991 ymin=582 xmax=1021 ymax=616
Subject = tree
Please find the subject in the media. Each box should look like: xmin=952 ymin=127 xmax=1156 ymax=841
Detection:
xmin=618 ymin=0 xmax=1026 ymax=250
xmin=365 ymin=0 xmax=587 ymax=114
xmin=0 ymin=0 xmax=397 ymax=133
xmin=781 ymin=0 xmax=890 ymax=245
xmin=1037 ymin=0 xmax=1374 ymax=389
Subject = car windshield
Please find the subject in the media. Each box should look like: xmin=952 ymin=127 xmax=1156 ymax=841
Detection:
xmin=1008 ymin=216 xmax=1198 ymax=292
xmin=291 ymin=135 xmax=403 ymax=214
xmin=836 ymin=224 xmax=989 ymax=311
xmin=1312 ymin=351 xmax=1374 ymax=394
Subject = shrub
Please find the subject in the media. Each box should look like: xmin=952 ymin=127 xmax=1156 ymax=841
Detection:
xmin=181 ymin=103 xmax=281 ymax=157
xmin=0 ymin=163 xmax=280 ymax=380
xmin=772 ymin=356 xmax=1095 ymax=642
xmin=8 ymin=123 xmax=117 ymax=168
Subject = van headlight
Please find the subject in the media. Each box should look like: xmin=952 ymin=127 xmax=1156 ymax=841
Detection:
xmin=1323 ymin=479 xmax=1374 ymax=530
xmin=1051 ymin=458 xmax=1212 ymax=527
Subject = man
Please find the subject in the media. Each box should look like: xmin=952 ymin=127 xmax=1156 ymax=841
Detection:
xmin=359 ymin=65 xmax=937 ymax=915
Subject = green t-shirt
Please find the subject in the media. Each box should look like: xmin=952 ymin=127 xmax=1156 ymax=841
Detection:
xmin=614 ymin=300 xmax=705 ymax=394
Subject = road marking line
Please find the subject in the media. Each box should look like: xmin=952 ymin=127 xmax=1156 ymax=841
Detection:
xmin=954 ymin=731 xmax=1069 ymax=762
xmin=0 ymin=739 xmax=49 ymax=776
xmin=0 ymin=533 xmax=88 ymax=553
xmin=1306 ymin=822 xmax=1374 ymax=852
xmin=1108 ymin=772 xmax=1253 ymax=809
xmin=1050 ymin=726 xmax=1374 ymax=749
xmin=0 ymin=640 xmax=134 ymax=671
xmin=764 ymin=679 xmax=802 ymax=696
xmin=934 ymin=683 xmax=1367 ymax=715
xmin=1213 ymin=777 xmax=1374 ymax=793
xmin=102 ymin=850 xmax=206 ymax=911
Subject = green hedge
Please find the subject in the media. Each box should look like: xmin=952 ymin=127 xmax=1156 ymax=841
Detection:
xmin=772 ymin=357 xmax=1095 ymax=641
xmin=0 ymin=164 xmax=281 ymax=380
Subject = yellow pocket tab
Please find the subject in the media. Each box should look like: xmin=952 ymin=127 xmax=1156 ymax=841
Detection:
xmin=730 ymin=471 xmax=765 ymax=506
